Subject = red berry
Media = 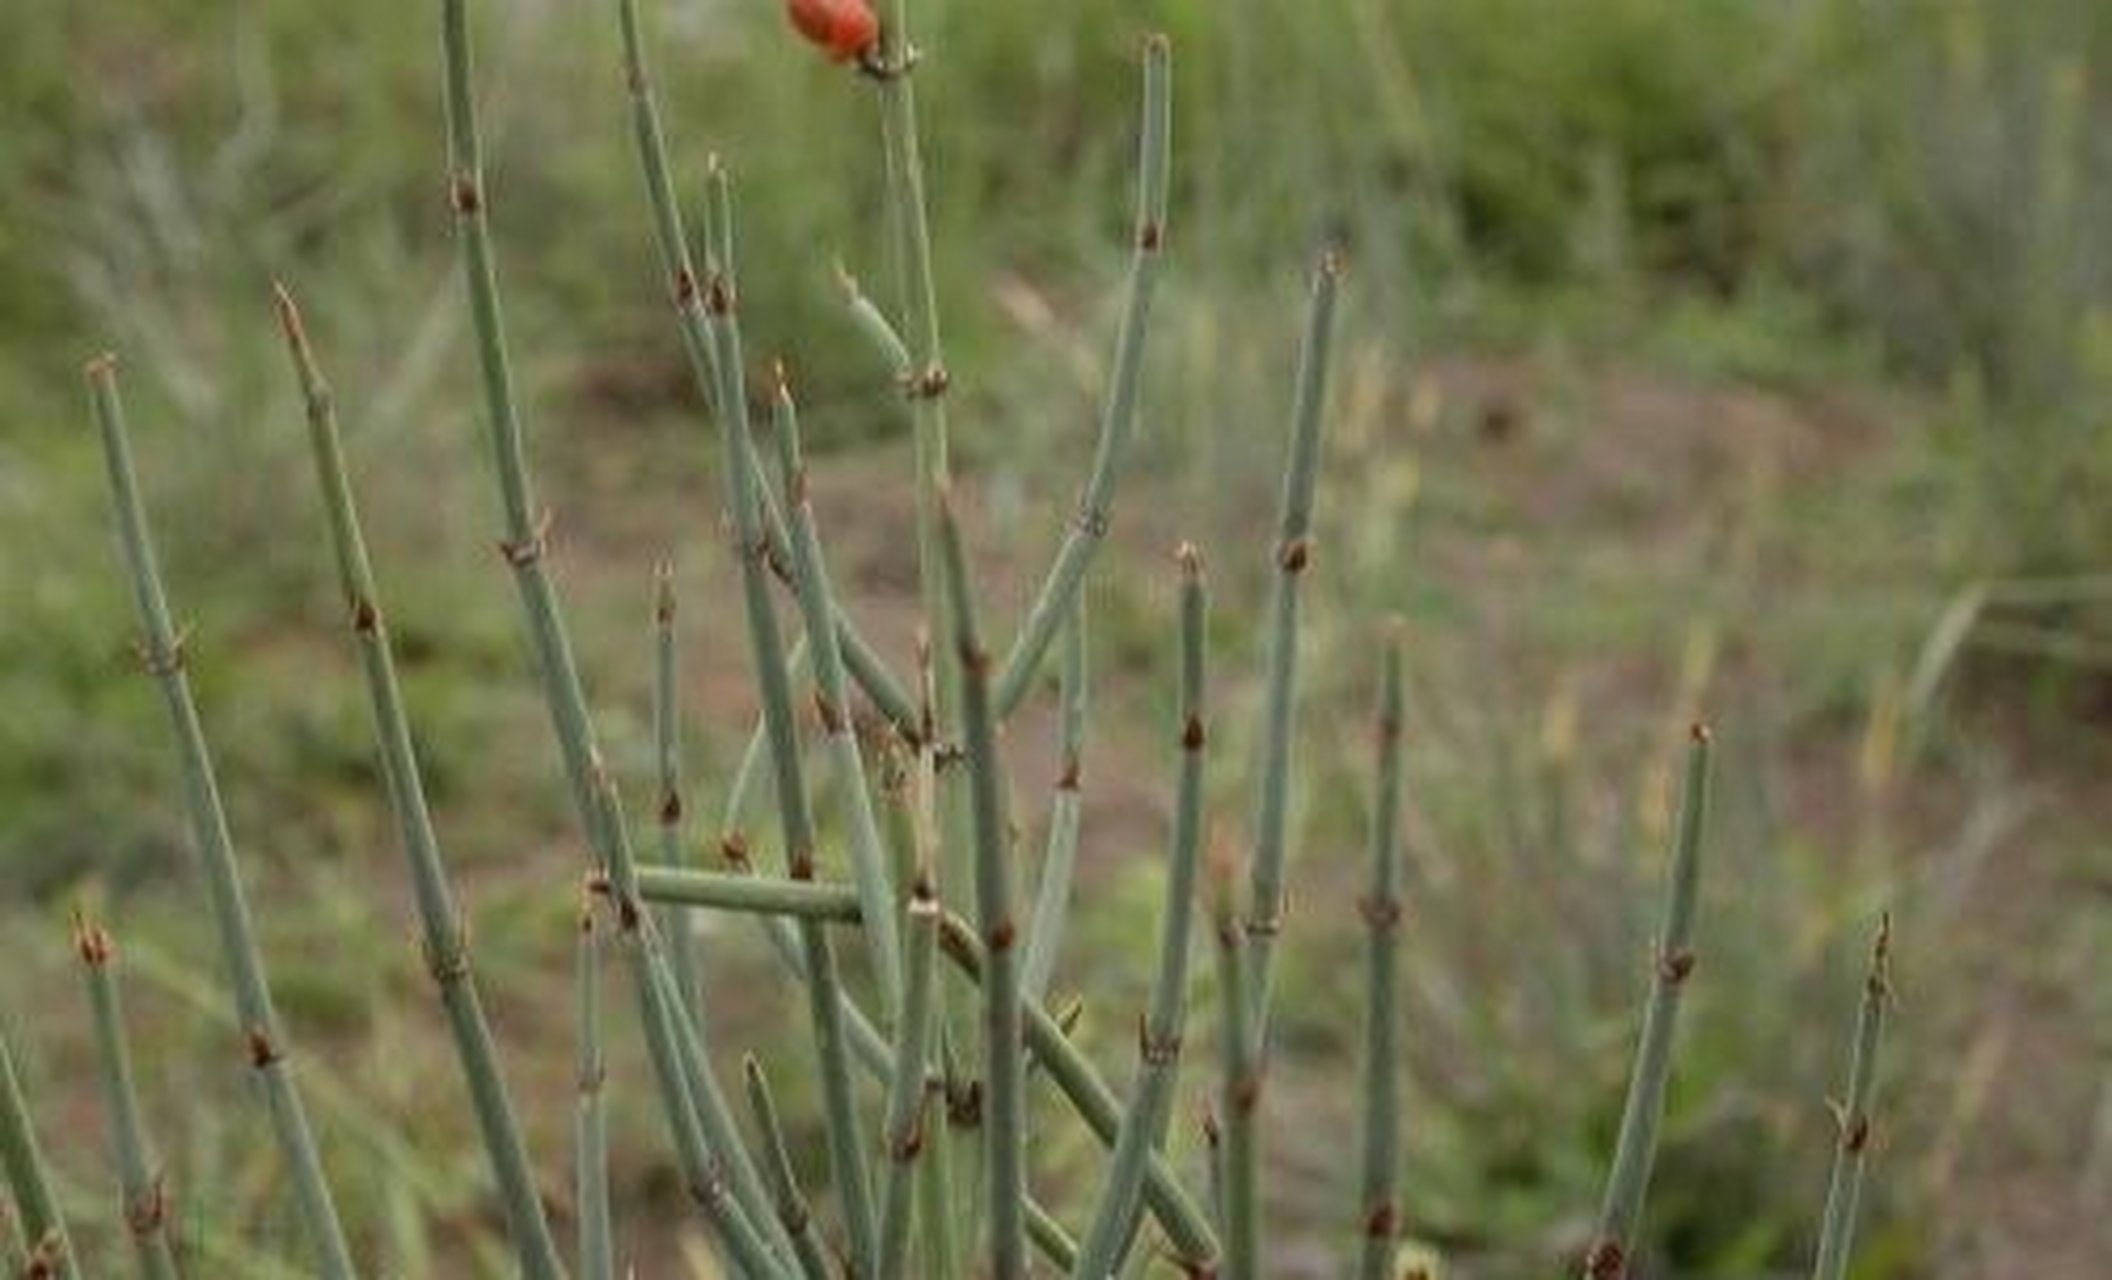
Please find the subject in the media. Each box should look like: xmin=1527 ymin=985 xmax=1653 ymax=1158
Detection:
xmin=786 ymin=0 xmax=880 ymax=64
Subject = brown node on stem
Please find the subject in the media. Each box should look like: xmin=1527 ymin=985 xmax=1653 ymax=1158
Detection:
xmin=450 ymin=174 xmax=482 ymax=215
xmin=1583 ymin=1236 xmax=1627 ymax=1280
xmin=813 ymin=689 xmax=846 ymax=735
xmin=1138 ymin=1014 xmax=1182 ymax=1066
xmin=659 ymin=789 xmax=683 ymax=825
xmin=1055 ymin=752 xmax=1082 ymax=792
xmin=133 ymin=630 xmax=190 ymax=678
xmin=1138 ymin=221 xmax=1165 ymax=252
xmin=720 ymin=831 xmax=752 ymax=869
xmin=245 ymin=1028 xmax=282 ymax=1070
xmin=1182 ymin=714 xmax=1207 ymax=752
xmin=351 ymin=596 xmax=380 ymax=634
xmin=1363 ymin=1200 xmax=1399 ymax=1239
xmin=498 ymin=507 xmax=554 ymax=569
xmin=1657 ymin=947 xmax=1697 ymax=985
xmin=72 ymin=910 xmax=113 ymax=967
xmin=986 ymin=916 xmax=1017 ymax=953
xmin=1359 ymin=893 xmax=1404 ymax=931
xmin=125 ymin=1175 xmax=169 ymax=1236
xmin=1278 ymin=536 xmax=1314 ymax=574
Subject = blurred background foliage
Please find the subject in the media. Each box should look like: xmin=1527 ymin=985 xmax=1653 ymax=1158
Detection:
xmin=0 ymin=0 xmax=2106 ymax=1276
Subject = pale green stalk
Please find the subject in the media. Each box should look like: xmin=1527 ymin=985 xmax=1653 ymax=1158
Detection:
xmin=740 ymin=1060 xmax=835 ymax=1280
xmin=1811 ymin=915 xmax=1892 ymax=1280
xmin=1213 ymin=863 xmax=1260 ymax=1280
xmin=0 ymin=1023 xmax=74 ymax=1279
xmin=575 ymin=903 xmax=612 ymax=1280
xmin=993 ymin=35 xmax=1174 ymax=717
xmin=1584 ymin=726 xmax=1714 ymax=1280
xmin=1020 ymin=599 xmax=1088 ymax=1005
xmin=877 ymin=873 xmax=943 ymax=1278
xmin=274 ymin=284 xmax=565 ymax=1280
xmin=86 ymin=356 xmax=354 ymax=1279
xmin=1245 ymin=253 xmax=1345 ymax=1030
xmin=1074 ymin=545 xmax=1210 ymax=1279
xmin=700 ymin=162 xmax=879 ymax=1276
xmin=768 ymin=371 xmax=903 ymax=1007
xmin=655 ymin=563 xmax=704 ymax=1017
xmin=613 ymin=0 xmax=916 ymax=743
xmin=439 ymin=3 xmax=784 ymax=1263
xmin=634 ymin=871 xmax=1220 ymax=1269
xmin=75 ymin=918 xmax=182 ymax=1280
xmin=1025 ymin=1201 xmax=1079 ymax=1275
xmin=936 ymin=497 xmax=1028 ymax=1278
xmin=1356 ymin=637 xmax=1406 ymax=1280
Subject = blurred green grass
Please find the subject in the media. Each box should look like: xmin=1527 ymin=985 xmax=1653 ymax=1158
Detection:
xmin=1 ymin=0 xmax=2107 ymax=1276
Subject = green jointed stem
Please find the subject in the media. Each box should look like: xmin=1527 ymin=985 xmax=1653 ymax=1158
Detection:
xmin=613 ymin=0 xmax=917 ymax=744
xmin=1811 ymin=915 xmax=1892 ymax=1280
xmin=877 ymin=879 xmax=941 ymax=1280
xmin=575 ymin=904 xmax=613 ymax=1280
xmin=1356 ymin=637 xmax=1406 ymax=1280
xmin=632 ymin=869 xmax=1222 ymax=1269
xmin=740 ymin=1059 xmax=836 ymax=1280
xmin=438 ymin=3 xmax=783 ymax=1263
xmin=1026 ymin=1200 xmax=1080 ymax=1274
xmin=1074 ymin=545 xmax=1210 ymax=1280
xmin=0 ymin=1021 xmax=74 ymax=1279
xmin=86 ymin=356 xmax=354 ymax=1279
xmin=993 ymin=35 xmax=1174 ymax=718
xmin=633 ymin=871 xmax=865 ymax=923
xmin=655 ymin=563 xmax=704 ymax=1016
xmin=1584 ymin=725 xmax=1714 ymax=1280
xmin=1244 ymin=253 xmax=1344 ymax=1031
xmin=937 ymin=497 xmax=1028 ymax=1278
xmin=1213 ymin=862 xmax=1261 ymax=1280
xmin=1021 ymin=598 xmax=1088 ymax=1005
xmin=274 ymin=285 xmax=567 ymax=1280
xmin=74 ymin=919 xmax=181 ymax=1280
xmin=701 ymin=163 xmax=879 ymax=1276
xmin=768 ymin=372 xmax=903 ymax=1007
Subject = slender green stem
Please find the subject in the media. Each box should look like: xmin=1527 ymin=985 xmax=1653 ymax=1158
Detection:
xmin=740 ymin=1059 xmax=837 ymax=1280
xmin=1021 ymin=598 xmax=1088 ymax=1005
xmin=1244 ymin=253 xmax=1345 ymax=1032
xmin=768 ymin=370 xmax=903 ymax=1007
xmin=86 ymin=355 xmax=354 ymax=1279
xmin=1811 ymin=914 xmax=1892 ymax=1280
xmin=1584 ymin=725 xmax=1715 ymax=1280
xmin=275 ymin=284 xmax=567 ymax=1280
xmin=936 ymin=496 xmax=1028 ymax=1278
xmin=1075 ymin=545 xmax=1210 ymax=1279
xmin=877 ymin=874 xmax=942 ymax=1280
xmin=1213 ymin=861 xmax=1260 ymax=1280
xmin=439 ymin=4 xmax=784 ymax=1263
xmin=992 ymin=35 xmax=1174 ymax=718
xmin=74 ymin=917 xmax=182 ymax=1280
xmin=0 ymin=1021 xmax=74 ymax=1279
xmin=614 ymin=0 xmax=916 ymax=743
xmin=1356 ymin=636 xmax=1406 ymax=1280
xmin=655 ymin=562 xmax=705 ymax=1017
xmin=701 ymin=161 xmax=880 ymax=1276
xmin=630 ymin=870 xmax=863 ymax=922
xmin=575 ymin=901 xmax=613 ymax=1280
xmin=1025 ymin=1200 xmax=1079 ymax=1275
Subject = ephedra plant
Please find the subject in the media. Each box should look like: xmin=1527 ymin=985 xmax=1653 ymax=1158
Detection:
xmin=0 ymin=1 xmax=1897 ymax=1276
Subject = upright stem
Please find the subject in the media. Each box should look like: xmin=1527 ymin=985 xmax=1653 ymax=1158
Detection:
xmin=1074 ymin=545 xmax=1210 ymax=1279
xmin=1020 ymin=598 xmax=1089 ymax=1005
xmin=701 ymin=163 xmax=880 ymax=1276
xmin=1355 ymin=637 xmax=1406 ymax=1280
xmin=655 ymin=563 xmax=704 ymax=1017
xmin=936 ymin=497 xmax=1026 ymax=1278
xmin=741 ymin=1059 xmax=838 ymax=1280
xmin=993 ymin=35 xmax=1174 ymax=717
xmin=275 ymin=284 xmax=567 ymax=1280
xmin=1584 ymin=725 xmax=1715 ymax=1280
xmin=1213 ymin=861 xmax=1260 ymax=1280
xmin=86 ymin=356 xmax=354 ymax=1279
xmin=575 ymin=901 xmax=613 ymax=1280
xmin=1244 ymin=254 xmax=1345 ymax=1030
xmin=73 ymin=918 xmax=181 ymax=1280
xmin=0 ymin=1023 xmax=74 ymax=1279
xmin=1811 ymin=915 xmax=1893 ymax=1280
xmin=438 ymin=3 xmax=784 ymax=1264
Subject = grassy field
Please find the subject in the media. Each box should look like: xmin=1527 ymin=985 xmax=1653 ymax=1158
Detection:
xmin=2 ymin=1 xmax=2107 ymax=1276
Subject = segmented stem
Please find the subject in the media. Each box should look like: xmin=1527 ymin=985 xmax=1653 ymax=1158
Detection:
xmin=439 ymin=4 xmax=784 ymax=1263
xmin=768 ymin=370 xmax=904 ymax=1007
xmin=993 ymin=35 xmax=1174 ymax=717
xmin=935 ymin=496 xmax=1029 ymax=1278
xmin=86 ymin=356 xmax=353 ymax=1279
xmin=1074 ymin=545 xmax=1210 ymax=1279
xmin=1356 ymin=636 xmax=1406 ymax=1280
xmin=1021 ymin=599 xmax=1089 ymax=1005
xmin=0 ymin=1022 xmax=74 ymax=1279
xmin=878 ymin=875 xmax=942 ymax=1280
xmin=1244 ymin=253 xmax=1345 ymax=1029
xmin=1213 ymin=861 xmax=1260 ymax=1280
xmin=575 ymin=902 xmax=613 ymax=1280
xmin=1811 ymin=914 xmax=1892 ymax=1280
xmin=275 ymin=284 xmax=566 ymax=1280
xmin=74 ymin=918 xmax=180 ymax=1280
xmin=1584 ymin=725 xmax=1714 ymax=1280
xmin=655 ymin=562 xmax=705 ymax=1016
xmin=701 ymin=162 xmax=880 ymax=1275
xmin=740 ymin=1060 xmax=836 ymax=1280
